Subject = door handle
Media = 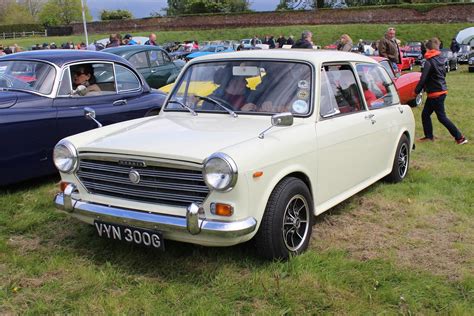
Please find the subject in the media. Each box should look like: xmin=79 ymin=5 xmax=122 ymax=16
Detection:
xmin=113 ymin=99 xmax=127 ymax=106
xmin=398 ymin=106 xmax=404 ymax=114
xmin=365 ymin=113 xmax=376 ymax=124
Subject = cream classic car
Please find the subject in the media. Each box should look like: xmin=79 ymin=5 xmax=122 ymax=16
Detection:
xmin=54 ymin=50 xmax=415 ymax=259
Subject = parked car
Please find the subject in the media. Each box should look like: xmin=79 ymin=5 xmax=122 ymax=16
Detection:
xmin=403 ymin=42 xmax=423 ymax=64
xmin=103 ymin=45 xmax=185 ymax=89
xmin=420 ymin=49 xmax=458 ymax=73
xmin=0 ymin=50 xmax=166 ymax=185
xmin=186 ymin=45 xmax=234 ymax=60
xmin=371 ymin=56 xmax=422 ymax=107
xmin=398 ymin=51 xmax=415 ymax=71
xmin=457 ymin=44 xmax=471 ymax=64
xmin=54 ymin=50 xmax=415 ymax=259
xmin=241 ymin=38 xmax=262 ymax=49
xmin=469 ymin=54 xmax=474 ymax=72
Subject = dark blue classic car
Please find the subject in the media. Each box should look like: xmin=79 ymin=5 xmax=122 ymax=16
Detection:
xmin=0 ymin=50 xmax=166 ymax=185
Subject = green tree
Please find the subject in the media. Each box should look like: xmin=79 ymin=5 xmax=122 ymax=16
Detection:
xmin=166 ymin=0 xmax=251 ymax=16
xmin=1 ymin=3 xmax=35 ymax=25
xmin=38 ymin=0 xmax=91 ymax=26
xmin=100 ymin=9 xmax=133 ymax=20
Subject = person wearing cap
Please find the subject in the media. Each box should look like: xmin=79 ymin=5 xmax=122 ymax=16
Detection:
xmin=124 ymin=34 xmax=137 ymax=45
xmin=291 ymin=31 xmax=313 ymax=49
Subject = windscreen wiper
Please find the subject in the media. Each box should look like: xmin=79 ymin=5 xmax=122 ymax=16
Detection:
xmin=195 ymin=95 xmax=238 ymax=118
xmin=167 ymin=99 xmax=197 ymax=116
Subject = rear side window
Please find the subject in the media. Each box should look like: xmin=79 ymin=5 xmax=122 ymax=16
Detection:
xmin=320 ymin=64 xmax=363 ymax=117
xmin=356 ymin=63 xmax=400 ymax=109
xmin=149 ymin=50 xmax=165 ymax=67
xmin=115 ymin=64 xmax=141 ymax=92
xmin=128 ymin=52 xmax=149 ymax=69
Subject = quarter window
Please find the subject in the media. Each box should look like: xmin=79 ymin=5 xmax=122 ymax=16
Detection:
xmin=115 ymin=64 xmax=140 ymax=92
xmin=320 ymin=64 xmax=363 ymax=117
xmin=149 ymin=51 xmax=165 ymax=67
xmin=356 ymin=63 xmax=400 ymax=109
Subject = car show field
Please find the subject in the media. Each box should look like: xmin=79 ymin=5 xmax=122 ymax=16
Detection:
xmin=0 ymin=57 xmax=472 ymax=314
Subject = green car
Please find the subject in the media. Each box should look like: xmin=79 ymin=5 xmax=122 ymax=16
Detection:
xmin=103 ymin=45 xmax=185 ymax=89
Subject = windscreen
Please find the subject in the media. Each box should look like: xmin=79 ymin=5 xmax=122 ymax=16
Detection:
xmin=166 ymin=60 xmax=313 ymax=115
xmin=0 ymin=61 xmax=56 ymax=94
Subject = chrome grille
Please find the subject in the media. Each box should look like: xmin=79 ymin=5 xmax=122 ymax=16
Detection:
xmin=77 ymin=157 xmax=209 ymax=207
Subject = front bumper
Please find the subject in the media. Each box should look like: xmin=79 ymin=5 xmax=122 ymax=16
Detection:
xmin=54 ymin=184 xmax=257 ymax=241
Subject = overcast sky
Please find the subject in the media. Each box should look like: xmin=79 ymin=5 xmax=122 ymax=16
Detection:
xmin=87 ymin=0 xmax=280 ymax=20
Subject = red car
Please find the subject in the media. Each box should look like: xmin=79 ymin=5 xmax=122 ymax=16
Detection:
xmin=371 ymin=56 xmax=422 ymax=107
xmin=398 ymin=51 xmax=416 ymax=71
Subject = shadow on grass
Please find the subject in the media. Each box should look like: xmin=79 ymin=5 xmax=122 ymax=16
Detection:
xmin=0 ymin=174 xmax=60 ymax=194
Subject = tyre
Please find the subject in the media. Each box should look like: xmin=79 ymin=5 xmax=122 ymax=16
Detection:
xmin=409 ymin=63 xmax=413 ymax=71
xmin=454 ymin=62 xmax=458 ymax=71
xmin=408 ymin=93 xmax=423 ymax=108
xmin=385 ymin=135 xmax=410 ymax=183
xmin=255 ymin=177 xmax=314 ymax=260
xmin=446 ymin=64 xmax=450 ymax=73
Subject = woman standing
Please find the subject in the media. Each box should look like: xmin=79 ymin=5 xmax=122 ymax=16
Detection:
xmin=337 ymin=34 xmax=353 ymax=52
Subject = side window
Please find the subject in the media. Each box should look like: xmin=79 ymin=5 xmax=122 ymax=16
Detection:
xmin=57 ymin=68 xmax=72 ymax=96
xmin=380 ymin=60 xmax=395 ymax=80
xmin=163 ymin=52 xmax=172 ymax=64
xmin=149 ymin=50 xmax=165 ymax=67
xmin=356 ymin=63 xmax=400 ymax=109
xmin=69 ymin=63 xmax=116 ymax=97
xmin=128 ymin=52 xmax=149 ymax=69
xmin=115 ymin=64 xmax=141 ymax=92
xmin=320 ymin=64 xmax=363 ymax=116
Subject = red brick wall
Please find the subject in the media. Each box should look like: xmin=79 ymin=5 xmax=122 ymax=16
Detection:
xmin=72 ymin=4 xmax=474 ymax=35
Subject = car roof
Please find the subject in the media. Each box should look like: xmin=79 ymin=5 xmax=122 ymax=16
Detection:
xmin=102 ymin=45 xmax=166 ymax=58
xmin=0 ymin=49 xmax=129 ymax=67
xmin=191 ymin=49 xmax=377 ymax=65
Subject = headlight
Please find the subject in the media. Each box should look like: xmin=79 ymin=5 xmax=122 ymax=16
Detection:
xmin=53 ymin=140 xmax=78 ymax=173
xmin=203 ymin=153 xmax=238 ymax=192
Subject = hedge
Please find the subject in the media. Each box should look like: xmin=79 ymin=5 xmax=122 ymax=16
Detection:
xmin=0 ymin=24 xmax=44 ymax=33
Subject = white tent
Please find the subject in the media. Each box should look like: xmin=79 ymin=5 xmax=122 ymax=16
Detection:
xmin=455 ymin=27 xmax=474 ymax=45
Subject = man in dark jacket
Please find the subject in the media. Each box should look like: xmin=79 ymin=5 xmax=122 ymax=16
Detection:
xmin=415 ymin=38 xmax=467 ymax=145
xmin=450 ymin=38 xmax=460 ymax=54
xmin=292 ymin=31 xmax=313 ymax=49
xmin=379 ymin=27 xmax=400 ymax=68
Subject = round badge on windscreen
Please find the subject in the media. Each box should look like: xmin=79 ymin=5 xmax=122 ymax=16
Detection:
xmin=298 ymin=80 xmax=309 ymax=90
xmin=292 ymin=100 xmax=308 ymax=114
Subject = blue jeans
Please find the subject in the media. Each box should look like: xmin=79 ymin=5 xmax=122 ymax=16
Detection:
xmin=421 ymin=94 xmax=462 ymax=140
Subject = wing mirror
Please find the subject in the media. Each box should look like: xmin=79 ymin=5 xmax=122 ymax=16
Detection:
xmin=84 ymin=107 xmax=103 ymax=128
xmin=71 ymin=85 xmax=87 ymax=96
xmin=259 ymin=112 xmax=293 ymax=139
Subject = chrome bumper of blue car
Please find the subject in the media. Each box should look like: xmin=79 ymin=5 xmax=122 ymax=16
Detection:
xmin=54 ymin=184 xmax=257 ymax=238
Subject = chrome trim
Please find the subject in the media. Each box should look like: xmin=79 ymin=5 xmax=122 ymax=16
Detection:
xmin=63 ymin=183 xmax=78 ymax=212
xmin=202 ymin=152 xmax=238 ymax=192
xmin=53 ymin=140 xmax=78 ymax=174
xmin=186 ymin=203 xmax=203 ymax=235
xmin=54 ymin=193 xmax=257 ymax=238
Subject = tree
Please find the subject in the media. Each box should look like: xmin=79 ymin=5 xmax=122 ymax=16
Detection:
xmin=38 ymin=0 xmax=91 ymax=26
xmin=1 ymin=3 xmax=35 ymax=25
xmin=165 ymin=0 xmax=251 ymax=16
xmin=100 ymin=9 xmax=133 ymax=20
xmin=276 ymin=0 xmax=325 ymax=10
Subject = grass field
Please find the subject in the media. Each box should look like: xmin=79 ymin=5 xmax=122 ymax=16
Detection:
xmin=1 ymin=23 xmax=473 ymax=50
xmin=0 ymin=64 xmax=473 ymax=314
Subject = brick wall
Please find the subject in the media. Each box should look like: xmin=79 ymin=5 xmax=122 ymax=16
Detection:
xmin=72 ymin=4 xmax=474 ymax=35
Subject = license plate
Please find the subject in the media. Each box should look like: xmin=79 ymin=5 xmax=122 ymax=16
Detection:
xmin=94 ymin=221 xmax=164 ymax=250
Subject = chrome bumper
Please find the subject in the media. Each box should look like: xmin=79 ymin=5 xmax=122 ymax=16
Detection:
xmin=54 ymin=184 xmax=257 ymax=238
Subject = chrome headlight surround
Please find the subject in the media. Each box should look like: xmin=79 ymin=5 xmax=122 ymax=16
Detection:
xmin=203 ymin=153 xmax=238 ymax=192
xmin=53 ymin=140 xmax=78 ymax=174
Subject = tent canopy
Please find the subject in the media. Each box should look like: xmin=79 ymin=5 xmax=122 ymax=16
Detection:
xmin=456 ymin=27 xmax=474 ymax=45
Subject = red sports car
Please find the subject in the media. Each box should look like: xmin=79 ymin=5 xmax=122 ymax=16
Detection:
xmin=398 ymin=51 xmax=416 ymax=71
xmin=371 ymin=56 xmax=422 ymax=107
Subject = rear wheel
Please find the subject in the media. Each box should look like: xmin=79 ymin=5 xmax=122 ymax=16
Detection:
xmin=255 ymin=177 xmax=314 ymax=260
xmin=385 ymin=135 xmax=410 ymax=183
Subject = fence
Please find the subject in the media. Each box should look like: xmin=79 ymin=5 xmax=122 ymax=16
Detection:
xmin=1 ymin=30 xmax=48 ymax=40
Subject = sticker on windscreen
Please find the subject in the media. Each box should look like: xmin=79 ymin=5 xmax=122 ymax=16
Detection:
xmin=292 ymin=100 xmax=309 ymax=114
xmin=297 ymin=89 xmax=309 ymax=100
xmin=298 ymin=80 xmax=309 ymax=90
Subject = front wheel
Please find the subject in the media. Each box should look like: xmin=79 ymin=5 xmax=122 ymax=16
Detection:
xmin=408 ymin=93 xmax=423 ymax=107
xmin=385 ymin=135 xmax=410 ymax=183
xmin=255 ymin=177 xmax=314 ymax=260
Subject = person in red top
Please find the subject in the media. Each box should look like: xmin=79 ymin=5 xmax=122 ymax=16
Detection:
xmin=415 ymin=37 xmax=467 ymax=145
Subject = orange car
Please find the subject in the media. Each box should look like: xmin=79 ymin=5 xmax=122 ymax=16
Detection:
xmin=371 ymin=56 xmax=422 ymax=107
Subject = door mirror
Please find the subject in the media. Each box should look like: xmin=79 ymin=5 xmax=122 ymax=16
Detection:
xmin=271 ymin=112 xmax=294 ymax=127
xmin=84 ymin=107 xmax=103 ymax=128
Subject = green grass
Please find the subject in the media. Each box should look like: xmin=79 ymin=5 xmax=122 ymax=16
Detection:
xmin=1 ymin=23 xmax=472 ymax=50
xmin=0 ymin=66 xmax=473 ymax=313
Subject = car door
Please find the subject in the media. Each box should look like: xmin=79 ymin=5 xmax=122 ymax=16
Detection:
xmin=148 ymin=49 xmax=177 ymax=88
xmin=315 ymin=64 xmax=381 ymax=205
xmin=54 ymin=62 xmax=153 ymax=140
xmin=128 ymin=51 xmax=152 ymax=85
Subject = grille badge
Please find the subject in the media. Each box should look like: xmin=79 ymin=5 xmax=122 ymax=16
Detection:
xmin=118 ymin=160 xmax=147 ymax=168
xmin=129 ymin=169 xmax=141 ymax=184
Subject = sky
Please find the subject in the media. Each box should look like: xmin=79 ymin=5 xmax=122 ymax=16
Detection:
xmin=87 ymin=0 xmax=281 ymax=20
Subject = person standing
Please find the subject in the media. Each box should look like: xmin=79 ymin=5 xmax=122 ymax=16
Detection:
xmin=292 ymin=31 xmax=313 ymax=49
xmin=145 ymin=33 xmax=158 ymax=46
xmin=286 ymin=35 xmax=295 ymax=46
xmin=378 ymin=27 xmax=401 ymax=69
xmin=450 ymin=38 xmax=460 ymax=54
xmin=415 ymin=38 xmax=467 ymax=145
xmin=276 ymin=35 xmax=287 ymax=48
xmin=337 ymin=34 xmax=353 ymax=52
